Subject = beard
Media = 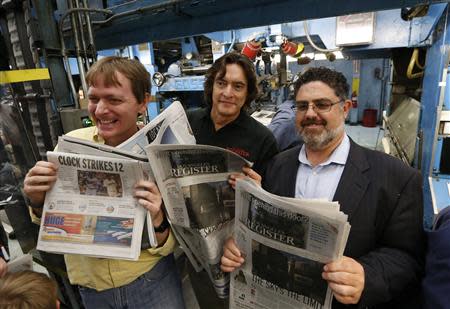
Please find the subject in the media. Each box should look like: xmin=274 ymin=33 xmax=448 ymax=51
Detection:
xmin=298 ymin=118 xmax=345 ymax=151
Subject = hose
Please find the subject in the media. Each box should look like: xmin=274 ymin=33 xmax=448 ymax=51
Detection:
xmin=407 ymin=48 xmax=424 ymax=79
xmin=303 ymin=21 xmax=342 ymax=53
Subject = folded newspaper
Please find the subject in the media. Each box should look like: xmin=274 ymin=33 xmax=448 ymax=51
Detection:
xmin=36 ymin=152 xmax=147 ymax=260
xmin=146 ymin=144 xmax=252 ymax=298
xmin=230 ymin=179 xmax=351 ymax=309
xmin=56 ymin=136 xmax=157 ymax=250
xmin=36 ymin=101 xmax=195 ymax=260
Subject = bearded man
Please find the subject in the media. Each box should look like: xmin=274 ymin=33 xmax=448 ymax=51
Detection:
xmin=222 ymin=67 xmax=425 ymax=309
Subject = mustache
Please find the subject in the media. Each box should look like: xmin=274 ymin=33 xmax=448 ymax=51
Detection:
xmin=301 ymin=118 xmax=327 ymax=126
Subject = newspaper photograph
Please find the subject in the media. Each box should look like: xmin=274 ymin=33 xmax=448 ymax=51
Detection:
xmin=118 ymin=101 xmax=196 ymax=155
xmin=36 ymin=151 xmax=147 ymax=260
xmin=146 ymin=144 xmax=252 ymax=297
xmin=230 ymin=179 xmax=351 ymax=309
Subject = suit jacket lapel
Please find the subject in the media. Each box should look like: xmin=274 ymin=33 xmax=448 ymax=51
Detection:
xmin=333 ymin=140 xmax=370 ymax=220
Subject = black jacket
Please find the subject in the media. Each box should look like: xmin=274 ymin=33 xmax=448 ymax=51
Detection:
xmin=263 ymin=140 xmax=425 ymax=309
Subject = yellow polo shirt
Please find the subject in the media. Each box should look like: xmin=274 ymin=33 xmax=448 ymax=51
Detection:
xmin=63 ymin=127 xmax=177 ymax=291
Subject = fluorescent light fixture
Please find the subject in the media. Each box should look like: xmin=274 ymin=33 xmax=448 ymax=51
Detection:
xmin=286 ymin=55 xmax=297 ymax=63
xmin=262 ymin=46 xmax=279 ymax=52
xmin=273 ymin=54 xmax=281 ymax=62
xmin=315 ymin=53 xmax=327 ymax=60
xmin=334 ymin=51 xmax=344 ymax=59
xmin=284 ymin=51 xmax=344 ymax=63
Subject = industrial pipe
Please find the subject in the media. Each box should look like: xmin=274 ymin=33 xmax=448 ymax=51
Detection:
xmin=407 ymin=48 xmax=424 ymax=79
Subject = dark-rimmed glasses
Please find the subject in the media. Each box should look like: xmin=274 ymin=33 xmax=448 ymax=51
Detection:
xmin=293 ymin=99 xmax=343 ymax=113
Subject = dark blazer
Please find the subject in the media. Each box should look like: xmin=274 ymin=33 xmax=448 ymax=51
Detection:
xmin=263 ymin=140 xmax=425 ymax=309
xmin=422 ymin=205 xmax=450 ymax=309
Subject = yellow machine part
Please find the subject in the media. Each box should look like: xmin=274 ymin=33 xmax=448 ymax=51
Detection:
xmin=0 ymin=68 xmax=50 ymax=84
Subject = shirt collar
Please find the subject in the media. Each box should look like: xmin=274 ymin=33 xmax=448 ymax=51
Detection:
xmin=298 ymin=134 xmax=350 ymax=167
xmin=92 ymin=126 xmax=105 ymax=144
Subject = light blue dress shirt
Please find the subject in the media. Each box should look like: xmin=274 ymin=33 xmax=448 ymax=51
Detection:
xmin=295 ymin=134 xmax=350 ymax=200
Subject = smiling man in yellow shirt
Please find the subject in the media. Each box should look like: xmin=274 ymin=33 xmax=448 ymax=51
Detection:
xmin=23 ymin=57 xmax=185 ymax=309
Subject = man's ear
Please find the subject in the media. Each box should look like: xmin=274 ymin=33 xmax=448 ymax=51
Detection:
xmin=342 ymin=99 xmax=352 ymax=118
xmin=138 ymin=93 xmax=150 ymax=114
xmin=56 ymin=299 xmax=60 ymax=309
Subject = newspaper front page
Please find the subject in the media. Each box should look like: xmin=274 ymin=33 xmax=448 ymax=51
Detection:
xmin=230 ymin=180 xmax=350 ymax=309
xmin=118 ymin=101 xmax=195 ymax=154
xmin=57 ymin=136 xmax=157 ymax=248
xmin=55 ymin=100 xmax=196 ymax=249
xmin=146 ymin=144 xmax=251 ymax=297
xmin=36 ymin=152 xmax=147 ymax=260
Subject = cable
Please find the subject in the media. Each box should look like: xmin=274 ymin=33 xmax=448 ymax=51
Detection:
xmin=227 ymin=30 xmax=235 ymax=53
xmin=303 ymin=21 xmax=342 ymax=53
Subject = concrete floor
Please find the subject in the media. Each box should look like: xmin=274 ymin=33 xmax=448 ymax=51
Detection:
xmin=1 ymin=124 xmax=381 ymax=309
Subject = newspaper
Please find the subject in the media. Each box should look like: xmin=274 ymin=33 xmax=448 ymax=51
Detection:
xmin=118 ymin=101 xmax=195 ymax=155
xmin=57 ymin=136 xmax=157 ymax=249
xmin=57 ymin=135 xmax=148 ymax=161
xmin=53 ymin=100 xmax=196 ymax=251
xmin=36 ymin=151 xmax=147 ymax=260
xmin=146 ymin=144 xmax=252 ymax=297
xmin=230 ymin=179 xmax=351 ymax=309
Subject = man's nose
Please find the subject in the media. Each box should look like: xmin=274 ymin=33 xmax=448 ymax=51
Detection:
xmin=95 ymin=100 xmax=109 ymax=114
xmin=304 ymin=103 xmax=318 ymax=117
xmin=223 ymin=84 xmax=233 ymax=97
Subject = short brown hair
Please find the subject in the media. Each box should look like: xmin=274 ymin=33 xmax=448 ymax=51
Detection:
xmin=203 ymin=52 xmax=258 ymax=109
xmin=86 ymin=56 xmax=151 ymax=104
xmin=0 ymin=271 xmax=58 ymax=309
xmin=294 ymin=67 xmax=349 ymax=100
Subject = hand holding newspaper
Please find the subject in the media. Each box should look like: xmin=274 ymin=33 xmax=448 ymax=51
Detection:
xmin=146 ymin=144 xmax=252 ymax=298
xmin=229 ymin=179 xmax=351 ymax=309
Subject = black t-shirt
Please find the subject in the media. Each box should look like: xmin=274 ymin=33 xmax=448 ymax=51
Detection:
xmin=187 ymin=107 xmax=279 ymax=175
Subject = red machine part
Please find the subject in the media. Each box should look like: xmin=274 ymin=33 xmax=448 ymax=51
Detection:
xmin=281 ymin=40 xmax=305 ymax=58
xmin=241 ymin=40 xmax=262 ymax=61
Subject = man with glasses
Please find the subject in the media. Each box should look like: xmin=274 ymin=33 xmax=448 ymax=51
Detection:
xmin=222 ymin=67 xmax=425 ymax=308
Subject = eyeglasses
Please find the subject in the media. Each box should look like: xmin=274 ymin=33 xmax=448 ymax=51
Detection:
xmin=293 ymin=99 xmax=343 ymax=113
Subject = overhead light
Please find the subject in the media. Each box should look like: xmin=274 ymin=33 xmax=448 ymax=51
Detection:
xmin=262 ymin=46 xmax=279 ymax=52
xmin=314 ymin=53 xmax=327 ymax=60
xmin=334 ymin=51 xmax=344 ymax=59
xmin=286 ymin=55 xmax=298 ymax=63
xmin=273 ymin=54 xmax=281 ymax=62
xmin=286 ymin=51 xmax=344 ymax=63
